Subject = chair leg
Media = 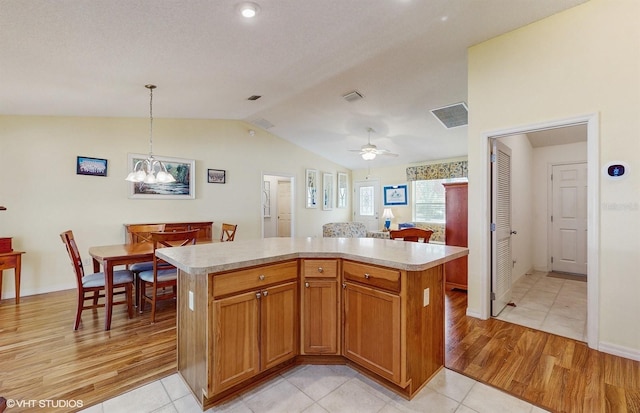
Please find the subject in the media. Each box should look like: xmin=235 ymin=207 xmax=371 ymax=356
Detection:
xmin=126 ymin=284 xmax=133 ymax=319
xmin=92 ymin=290 xmax=99 ymax=306
xmin=138 ymin=280 xmax=145 ymax=314
xmin=74 ymin=292 xmax=84 ymax=330
xmin=150 ymin=285 xmax=157 ymax=324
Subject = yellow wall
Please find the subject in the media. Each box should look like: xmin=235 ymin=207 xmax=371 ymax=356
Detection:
xmin=468 ymin=0 xmax=640 ymax=354
xmin=0 ymin=116 xmax=350 ymax=296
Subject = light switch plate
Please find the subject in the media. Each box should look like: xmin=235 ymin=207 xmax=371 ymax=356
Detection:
xmin=423 ymin=288 xmax=429 ymax=307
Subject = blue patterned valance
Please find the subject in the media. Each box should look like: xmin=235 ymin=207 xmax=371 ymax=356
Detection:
xmin=406 ymin=161 xmax=468 ymax=181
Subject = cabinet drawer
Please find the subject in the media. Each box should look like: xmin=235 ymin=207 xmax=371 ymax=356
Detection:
xmin=0 ymin=254 xmax=17 ymax=270
xmin=213 ymin=261 xmax=297 ymax=298
xmin=343 ymin=261 xmax=400 ymax=293
xmin=302 ymin=259 xmax=338 ymax=278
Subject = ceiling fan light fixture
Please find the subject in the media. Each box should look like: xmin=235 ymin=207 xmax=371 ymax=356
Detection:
xmin=239 ymin=2 xmax=260 ymax=18
xmin=362 ymin=152 xmax=376 ymax=161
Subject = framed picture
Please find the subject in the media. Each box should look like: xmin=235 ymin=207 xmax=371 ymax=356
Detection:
xmin=77 ymin=156 xmax=107 ymax=177
xmin=322 ymin=172 xmax=333 ymax=210
xmin=262 ymin=180 xmax=271 ymax=217
xmin=383 ymin=184 xmax=408 ymax=206
xmin=305 ymin=169 xmax=318 ymax=208
xmin=337 ymin=172 xmax=348 ymax=208
xmin=128 ymin=154 xmax=195 ymax=199
xmin=208 ymin=169 xmax=226 ymax=184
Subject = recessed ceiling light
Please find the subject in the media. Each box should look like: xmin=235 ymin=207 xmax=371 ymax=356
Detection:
xmin=239 ymin=2 xmax=260 ymax=18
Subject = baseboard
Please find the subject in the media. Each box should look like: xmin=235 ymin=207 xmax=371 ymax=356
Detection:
xmin=598 ymin=341 xmax=640 ymax=362
xmin=465 ymin=308 xmax=485 ymax=320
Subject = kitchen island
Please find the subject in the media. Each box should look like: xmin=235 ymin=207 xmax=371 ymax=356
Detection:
xmin=157 ymin=237 xmax=468 ymax=410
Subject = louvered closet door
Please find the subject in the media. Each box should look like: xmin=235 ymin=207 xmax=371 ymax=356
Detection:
xmin=491 ymin=139 xmax=513 ymax=317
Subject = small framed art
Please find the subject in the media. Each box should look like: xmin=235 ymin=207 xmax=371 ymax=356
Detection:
xmin=208 ymin=169 xmax=226 ymax=184
xmin=77 ymin=156 xmax=108 ymax=177
xmin=383 ymin=184 xmax=408 ymax=206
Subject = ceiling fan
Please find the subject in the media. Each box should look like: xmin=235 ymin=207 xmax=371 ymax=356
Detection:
xmin=349 ymin=128 xmax=399 ymax=160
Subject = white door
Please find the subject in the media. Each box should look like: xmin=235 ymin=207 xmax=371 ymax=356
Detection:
xmin=491 ymin=139 xmax=513 ymax=317
xmin=277 ymin=180 xmax=292 ymax=237
xmin=551 ymin=163 xmax=587 ymax=275
xmin=353 ymin=180 xmax=380 ymax=231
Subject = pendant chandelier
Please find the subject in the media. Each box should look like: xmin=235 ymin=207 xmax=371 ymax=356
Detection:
xmin=125 ymin=84 xmax=176 ymax=184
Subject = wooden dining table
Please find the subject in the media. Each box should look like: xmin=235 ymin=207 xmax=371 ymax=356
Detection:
xmin=88 ymin=242 xmax=157 ymax=331
xmin=89 ymin=239 xmax=215 ymax=331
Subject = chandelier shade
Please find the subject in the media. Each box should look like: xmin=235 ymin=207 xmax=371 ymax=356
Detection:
xmin=125 ymin=85 xmax=176 ymax=183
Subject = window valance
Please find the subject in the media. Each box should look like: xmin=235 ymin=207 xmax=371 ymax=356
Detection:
xmin=406 ymin=161 xmax=468 ymax=181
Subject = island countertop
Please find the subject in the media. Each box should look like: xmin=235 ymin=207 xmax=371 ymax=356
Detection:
xmin=156 ymin=237 xmax=468 ymax=275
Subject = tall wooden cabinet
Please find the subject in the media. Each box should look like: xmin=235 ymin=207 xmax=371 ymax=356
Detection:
xmin=443 ymin=182 xmax=468 ymax=290
xmin=301 ymin=259 xmax=340 ymax=355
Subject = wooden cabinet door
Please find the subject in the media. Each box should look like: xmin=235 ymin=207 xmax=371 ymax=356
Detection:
xmin=302 ymin=279 xmax=338 ymax=354
xmin=343 ymin=282 xmax=401 ymax=384
xmin=212 ymin=291 xmax=260 ymax=393
xmin=260 ymin=281 xmax=298 ymax=370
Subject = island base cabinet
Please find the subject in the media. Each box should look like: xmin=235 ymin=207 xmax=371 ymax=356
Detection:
xmin=212 ymin=281 xmax=298 ymax=394
xmin=261 ymin=282 xmax=298 ymax=370
xmin=343 ymin=282 xmax=402 ymax=385
xmin=302 ymin=280 xmax=339 ymax=354
xmin=212 ymin=291 xmax=260 ymax=392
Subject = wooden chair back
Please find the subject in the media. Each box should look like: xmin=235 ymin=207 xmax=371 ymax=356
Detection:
xmin=151 ymin=229 xmax=199 ymax=268
xmin=60 ymin=230 xmax=86 ymax=285
xmin=220 ymin=223 xmax=238 ymax=242
xmin=389 ymin=228 xmax=433 ymax=243
xmin=128 ymin=224 xmax=166 ymax=244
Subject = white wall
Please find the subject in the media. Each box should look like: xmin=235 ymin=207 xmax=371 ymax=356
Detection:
xmin=0 ymin=115 xmax=350 ymax=298
xmin=532 ymin=141 xmax=587 ymax=271
xmin=467 ymin=0 xmax=640 ymax=355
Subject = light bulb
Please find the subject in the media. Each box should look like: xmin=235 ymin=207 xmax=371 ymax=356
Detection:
xmin=362 ymin=152 xmax=376 ymax=161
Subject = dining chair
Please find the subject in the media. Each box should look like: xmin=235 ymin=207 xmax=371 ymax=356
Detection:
xmin=138 ymin=229 xmax=199 ymax=323
xmin=60 ymin=230 xmax=134 ymax=330
xmin=389 ymin=227 xmax=433 ymax=243
xmin=127 ymin=224 xmax=166 ymax=307
xmin=220 ymin=223 xmax=238 ymax=242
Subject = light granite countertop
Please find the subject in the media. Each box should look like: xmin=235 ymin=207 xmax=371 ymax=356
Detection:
xmin=156 ymin=237 xmax=468 ymax=275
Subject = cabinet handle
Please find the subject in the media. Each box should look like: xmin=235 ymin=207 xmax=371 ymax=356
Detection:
xmin=364 ymin=273 xmax=371 ymax=279
xmin=262 ymin=290 xmax=268 ymax=297
xmin=255 ymin=292 xmax=262 ymax=299
xmin=305 ymin=282 xmax=310 ymax=288
xmin=317 ymin=267 xmax=324 ymax=273
xmin=342 ymin=283 xmax=346 ymax=289
xmin=259 ymin=274 xmax=265 ymax=281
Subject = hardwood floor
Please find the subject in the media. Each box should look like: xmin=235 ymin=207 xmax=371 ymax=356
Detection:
xmin=0 ymin=288 xmax=638 ymax=412
xmin=445 ymin=289 xmax=640 ymax=413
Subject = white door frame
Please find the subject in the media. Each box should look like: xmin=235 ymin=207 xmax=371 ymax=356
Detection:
xmin=261 ymin=172 xmax=295 ymax=238
xmin=479 ymin=113 xmax=599 ymax=349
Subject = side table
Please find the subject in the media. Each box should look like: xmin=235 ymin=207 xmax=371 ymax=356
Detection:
xmin=0 ymin=251 xmax=25 ymax=304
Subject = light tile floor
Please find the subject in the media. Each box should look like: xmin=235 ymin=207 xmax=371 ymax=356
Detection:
xmin=494 ymin=270 xmax=587 ymax=341
xmin=80 ymin=365 xmax=550 ymax=413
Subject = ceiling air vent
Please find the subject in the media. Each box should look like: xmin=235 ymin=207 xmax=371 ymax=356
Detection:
xmin=249 ymin=117 xmax=274 ymax=130
xmin=430 ymin=102 xmax=468 ymax=129
xmin=342 ymin=90 xmax=364 ymax=103
xmin=247 ymin=95 xmax=261 ymax=101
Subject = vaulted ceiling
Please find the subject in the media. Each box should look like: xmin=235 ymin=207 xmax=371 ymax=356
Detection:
xmin=1 ymin=0 xmax=588 ymax=169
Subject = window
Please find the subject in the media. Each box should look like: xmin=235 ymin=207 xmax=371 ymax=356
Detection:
xmin=412 ymin=178 xmax=467 ymax=223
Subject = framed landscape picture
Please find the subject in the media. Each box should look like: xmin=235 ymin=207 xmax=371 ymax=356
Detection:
xmin=128 ymin=154 xmax=195 ymax=199
xmin=208 ymin=169 xmax=226 ymax=184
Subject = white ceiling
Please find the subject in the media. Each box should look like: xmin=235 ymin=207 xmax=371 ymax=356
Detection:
xmin=1 ymin=0 xmax=588 ymax=170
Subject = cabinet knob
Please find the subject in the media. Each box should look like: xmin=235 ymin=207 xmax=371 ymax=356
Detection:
xmin=317 ymin=267 xmax=324 ymax=273
xmin=259 ymin=274 xmax=265 ymax=281
xmin=262 ymin=290 xmax=268 ymax=297
xmin=364 ymin=273 xmax=371 ymax=279
xmin=342 ymin=283 xmax=347 ymax=289
xmin=305 ymin=282 xmax=310 ymax=288
xmin=255 ymin=292 xmax=262 ymax=299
